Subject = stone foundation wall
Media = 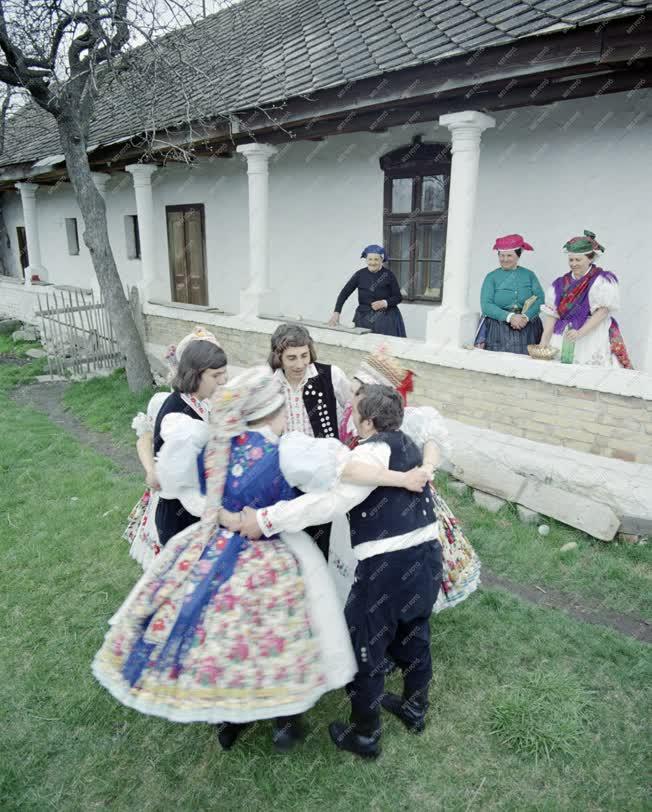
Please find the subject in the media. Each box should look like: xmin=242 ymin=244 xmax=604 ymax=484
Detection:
xmin=145 ymin=314 xmax=652 ymax=464
xmin=0 ymin=278 xmax=41 ymax=323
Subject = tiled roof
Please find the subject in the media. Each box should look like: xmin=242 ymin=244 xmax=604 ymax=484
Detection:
xmin=0 ymin=0 xmax=647 ymax=167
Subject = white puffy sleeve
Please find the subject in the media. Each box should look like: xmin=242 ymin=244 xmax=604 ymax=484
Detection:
xmin=331 ymin=365 xmax=353 ymax=408
xmin=131 ymin=391 xmax=170 ymax=437
xmin=156 ymin=413 xmax=209 ymax=507
xmin=279 ymin=431 xmax=350 ymax=493
xmin=540 ymin=284 xmax=559 ymax=319
xmin=402 ymin=406 xmax=452 ymax=459
xmin=589 ymin=274 xmax=619 ymax=313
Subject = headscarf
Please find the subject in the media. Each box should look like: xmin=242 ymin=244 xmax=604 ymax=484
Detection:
xmin=493 ymin=234 xmax=533 ymax=251
xmin=198 ymin=367 xmax=284 ymax=538
xmin=563 ymin=229 xmax=604 ymax=254
xmin=361 ymin=244 xmax=385 ymax=259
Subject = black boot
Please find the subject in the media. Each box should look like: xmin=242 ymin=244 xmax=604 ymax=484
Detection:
xmin=216 ymin=722 xmax=249 ymax=750
xmin=328 ymin=720 xmax=381 ymax=759
xmin=381 ymin=691 xmax=429 ymax=733
xmin=272 ymin=715 xmax=305 ymax=752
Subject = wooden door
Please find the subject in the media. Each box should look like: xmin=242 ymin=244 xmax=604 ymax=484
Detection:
xmin=16 ymin=226 xmax=28 ymax=278
xmin=166 ymin=204 xmax=208 ymax=305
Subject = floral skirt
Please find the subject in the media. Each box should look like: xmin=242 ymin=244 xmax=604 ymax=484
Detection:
xmin=94 ymin=525 xmax=356 ymax=723
xmin=328 ymin=483 xmax=480 ymax=612
xmin=123 ymin=489 xmax=161 ymax=570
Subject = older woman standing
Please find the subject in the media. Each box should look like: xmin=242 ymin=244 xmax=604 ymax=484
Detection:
xmin=328 ymin=244 xmax=406 ymax=337
xmin=539 ymin=230 xmax=633 ymax=368
xmin=476 ymin=234 xmax=545 ymax=353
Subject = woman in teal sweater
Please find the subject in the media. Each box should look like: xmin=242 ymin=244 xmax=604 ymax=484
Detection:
xmin=475 ymin=234 xmax=544 ymax=354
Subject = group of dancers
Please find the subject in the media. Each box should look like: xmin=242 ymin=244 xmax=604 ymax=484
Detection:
xmin=94 ymin=323 xmax=480 ymax=759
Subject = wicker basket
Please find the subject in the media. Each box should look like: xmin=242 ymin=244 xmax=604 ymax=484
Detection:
xmin=527 ymin=344 xmax=558 ymax=360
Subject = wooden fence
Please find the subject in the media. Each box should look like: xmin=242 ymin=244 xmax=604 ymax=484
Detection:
xmin=36 ymin=286 xmax=124 ymax=378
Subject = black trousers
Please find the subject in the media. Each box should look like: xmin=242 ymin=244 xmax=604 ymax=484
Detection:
xmin=344 ymin=541 xmax=443 ymax=733
xmin=305 ymin=522 xmax=331 ymax=561
xmin=155 ymin=497 xmax=200 ymax=547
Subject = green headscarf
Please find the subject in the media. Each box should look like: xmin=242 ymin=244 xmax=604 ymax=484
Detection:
xmin=563 ymin=229 xmax=604 ymax=254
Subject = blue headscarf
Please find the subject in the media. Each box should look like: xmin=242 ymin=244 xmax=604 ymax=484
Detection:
xmin=361 ymin=244 xmax=385 ymax=259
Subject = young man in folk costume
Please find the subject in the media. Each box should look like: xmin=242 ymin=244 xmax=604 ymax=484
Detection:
xmin=337 ymin=346 xmax=481 ymax=613
xmin=239 ymin=385 xmax=444 ymax=758
xmin=269 ymin=323 xmax=352 ymax=560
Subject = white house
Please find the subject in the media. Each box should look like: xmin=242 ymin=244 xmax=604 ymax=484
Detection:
xmin=1 ymin=0 xmax=651 ymax=521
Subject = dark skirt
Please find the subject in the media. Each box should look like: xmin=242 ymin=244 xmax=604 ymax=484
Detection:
xmin=481 ymin=316 xmax=543 ymax=354
xmin=155 ymin=497 xmax=200 ymax=547
xmin=354 ymin=305 xmax=406 ymax=337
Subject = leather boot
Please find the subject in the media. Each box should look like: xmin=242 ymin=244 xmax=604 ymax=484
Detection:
xmin=272 ymin=715 xmax=305 ymax=752
xmin=216 ymin=722 xmax=249 ymax=750
xmin=381 ymin=691 xmax=429 ymax=733
xmin=328 ymin=719 xmax=381 ymax=759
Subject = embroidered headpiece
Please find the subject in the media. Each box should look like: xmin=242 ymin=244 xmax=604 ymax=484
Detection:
xmin=354 ymin=344 xmax=415 ymax=405
xmin=563 ymin=229 xmax=604 ymax=254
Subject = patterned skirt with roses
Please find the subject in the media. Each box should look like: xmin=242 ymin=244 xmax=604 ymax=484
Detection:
xmin=122 ymin=488 xmax=161 ymax=570
xmin=93 ymin=523 xmax=349 ymax=723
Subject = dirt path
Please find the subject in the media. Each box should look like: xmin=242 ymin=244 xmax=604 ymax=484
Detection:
xmin=10 ymin=380 xmax=652 ymax=645
xmin=11 ymin=380 xmax=142 ymax=477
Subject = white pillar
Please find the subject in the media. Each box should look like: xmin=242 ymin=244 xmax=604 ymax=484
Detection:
xmin=426 ymin=111 xmax=495 ymax=347
xmin=236 ymin=143 xmax=278 ymax=317
xmin=15 ymin=182 xmax=47 ymax=285
xmin=126 ymin=164 xmax=158 ymax=301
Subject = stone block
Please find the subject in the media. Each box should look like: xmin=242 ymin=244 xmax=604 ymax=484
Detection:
xmin=517 ymin=505 xmax=540 ymax=524
xmin=25 ymin=348 xmax=46 ymax=358
xmin=517 ymin=480 xmax=620 ymax=541
xmin=473 ymin=490 xmax=506 ymax=513
xmin=451 ymin=447 xmax=526 ymax=502
xmin=448 ymin=480 xmax=469 ymax=495
xmin=12 ymin=327 xmax=39 ymax=342
xmin=0 ymin=318 xmax=22 ymax=335
xmin=560 ymin=542 xmax=578 ymax=552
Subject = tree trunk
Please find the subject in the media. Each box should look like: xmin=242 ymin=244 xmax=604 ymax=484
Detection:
xmin=56 ymin=114 xmax=153 ymax=392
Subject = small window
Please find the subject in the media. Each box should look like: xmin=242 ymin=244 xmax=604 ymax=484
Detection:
xmin=65 ymin=218 xmax=79 ymax=255
xmin=381 ymin=139 xmax=451 ymax=303
xmin=124 ymin=214 xmax=141 ymax=260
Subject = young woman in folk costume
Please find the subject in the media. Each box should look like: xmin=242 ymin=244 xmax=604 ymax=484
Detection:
xmin=93 ymin=367 xmax=426 ymax=752
xmin=336 ymin=347 xmax=481 ymax=612
xmin=123 ymin=327 xmax=226 ymax=568
xmin=539 ymin=230 xmax=633 ymax=368
xmin=269 ymin=323 xmax=352 ymax=560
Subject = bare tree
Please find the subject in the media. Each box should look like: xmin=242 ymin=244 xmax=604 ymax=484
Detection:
xmin=0 ymin=0 xmax=229 ymax=391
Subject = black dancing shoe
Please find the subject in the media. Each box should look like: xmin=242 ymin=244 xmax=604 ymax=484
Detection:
xmin=328 ymin=721 xmax=381 ymax=759
xmin=216 ymin=722 xmax=249 ymax=750
xmin=381 ymin=692 xmax=428 ymax=733
xmin=271 ymin=717 xmax=305 ymax=753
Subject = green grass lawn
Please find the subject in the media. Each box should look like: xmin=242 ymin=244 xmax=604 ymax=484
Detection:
xmin=1 ymin=351 xmax=650 ymax=810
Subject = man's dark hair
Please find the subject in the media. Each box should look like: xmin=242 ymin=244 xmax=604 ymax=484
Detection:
xmin=268 ymin=323 xmax=317 ymax=370
xmin=357 ymin=384 xmax=404 ymax=432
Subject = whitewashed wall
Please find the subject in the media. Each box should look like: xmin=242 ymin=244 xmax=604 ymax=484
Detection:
xmin=2 ymin=90 xmax=651 ymax=370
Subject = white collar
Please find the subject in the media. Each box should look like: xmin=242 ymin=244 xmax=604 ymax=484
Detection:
xmin=275 ymin=364 xmax=318 ymax=392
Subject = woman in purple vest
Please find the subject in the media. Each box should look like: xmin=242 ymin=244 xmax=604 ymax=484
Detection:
xmin=269 ymin=323 xmax=352 ymax=558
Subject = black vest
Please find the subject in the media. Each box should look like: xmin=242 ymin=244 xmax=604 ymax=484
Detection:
xmin=153 ymin=391 xmax=204 ymax=455
xmin=349 ymin=431 xmax=437 ymax=548
xmin=303 ymin=362 xmax=339 ymax=439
